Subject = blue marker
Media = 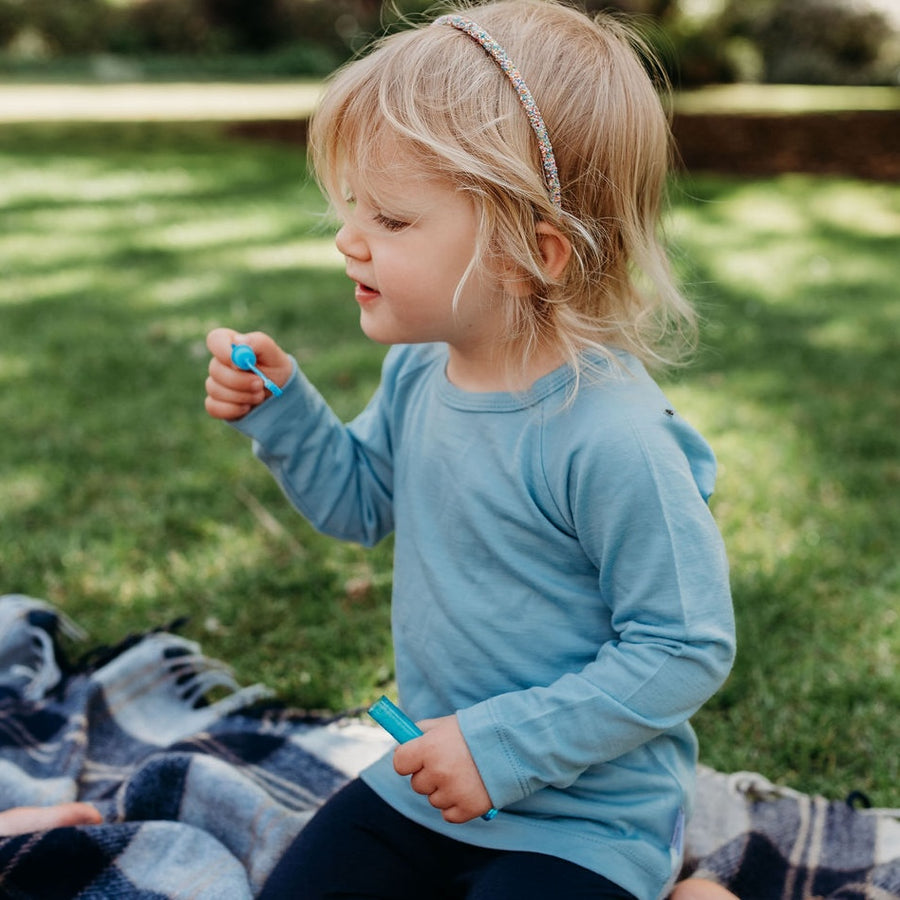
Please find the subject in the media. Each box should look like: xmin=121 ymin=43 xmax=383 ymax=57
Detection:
xmin=367 ymin=695 xmax=499 ymax=821
xmin=230 ymin=343 xmax=283 ymax=397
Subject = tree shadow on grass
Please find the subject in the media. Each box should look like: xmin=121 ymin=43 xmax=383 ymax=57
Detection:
xmin=0 ymin=125 xmax=391 ymax=710
xmin=668 ymin=176 xmax=899 ymax=802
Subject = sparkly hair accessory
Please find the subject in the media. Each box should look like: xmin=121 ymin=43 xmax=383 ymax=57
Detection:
xmin=434 ymin=13 xmax=562 ymax=210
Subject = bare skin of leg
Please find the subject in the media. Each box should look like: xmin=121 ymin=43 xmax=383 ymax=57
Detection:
xmin=670 ymin=877 xmax=740 ymax=900
xmin=0 ymin=803 xmax=103 ymax=836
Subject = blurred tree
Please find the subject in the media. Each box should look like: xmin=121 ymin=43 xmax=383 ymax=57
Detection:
xmin=0 ymin=1 xmax=24 ymax=48
xmin=583 ymin=0 xmax=680 ymax=18
xmin=720 ymin=0 xmax=898 ymax=85
xmin=204 ymin=0 xmax=284 ymax=52
xmin=116 ymin=0 xmax=220 ymax=54
xmin=1 ymin=0 xmax=896 ymax=86
xmin=0 ymin=0 xmax=113 ymax=54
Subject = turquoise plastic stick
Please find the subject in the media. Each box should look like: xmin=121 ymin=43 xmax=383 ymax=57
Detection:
xmin=368 ymin=695 xmax=499 ymax=821
xmin=230 ymin=343 xmax=283 ymax=397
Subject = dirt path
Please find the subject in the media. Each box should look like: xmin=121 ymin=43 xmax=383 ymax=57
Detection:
xmin=0 ymin=82 xmax=321 ymax=122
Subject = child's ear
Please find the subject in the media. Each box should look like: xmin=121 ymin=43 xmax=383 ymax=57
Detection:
xmin=535 ymin=221 xmax=572 ymax=280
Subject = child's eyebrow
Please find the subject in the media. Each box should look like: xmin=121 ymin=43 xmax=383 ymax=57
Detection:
xmin=360 ymin=189 xmax=431 ymax=219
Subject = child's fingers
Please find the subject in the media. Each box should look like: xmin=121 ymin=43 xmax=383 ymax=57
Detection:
xmin=205 ymin=377 xmax=263 ymax=422
xmin=440 ymin=805 xmax=478 ymax=825
xmin=207 ymin=327 xmax=277 ymax=367
xmin=206 ymin=327 xmax=240 ymax=363
xmin=206 ymin=327 xmax=270 ymax=370
xmin=0 ymin=802 xmax=102 ymax=836
xmin=206 ymin=327 xmax=292 ymax=391
xmin=408 ymin=769 xmax=437 ymax=797
xmin=205 ymin=355 xmax=266 ymax=420
xmin=204 ymin=395 xmax=254 ymax=421
xmin=53 ymin=802 xmax=103 ymax=828
xmin=205 ymin=375 xmax=263 ymax=408
xmin=391 ymin=741 xmax=420 ymax=778
xmin=207 ymin=355 xmax=263 ymax=393
xmin=236 ymin=330 xmax=283 ymax=367
xmin=237 ymin=331 xmax=293 ymax=388
xmin=207 ymin=358 xmax=265 ymax=400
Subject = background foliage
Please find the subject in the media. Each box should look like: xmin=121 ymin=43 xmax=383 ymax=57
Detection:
xmin=1 ymin=0 xmax=898 ymax=86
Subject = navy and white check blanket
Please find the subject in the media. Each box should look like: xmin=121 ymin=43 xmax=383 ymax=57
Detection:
xmin=1 ymin=594 xmax=898 ymax=899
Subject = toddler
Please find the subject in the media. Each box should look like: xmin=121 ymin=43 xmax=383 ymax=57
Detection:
xmin=205 ymin=2 xmax=736 ymax=897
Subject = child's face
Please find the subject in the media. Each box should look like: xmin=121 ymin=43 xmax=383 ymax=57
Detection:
xmin=334 ymin=157 xmax=504 ymax=357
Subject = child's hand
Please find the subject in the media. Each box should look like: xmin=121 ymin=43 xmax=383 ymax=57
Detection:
xmin=393 ymin=714 xmax=494 ymax=824
xmin=205 ymin=328 xmax=292 ymax=420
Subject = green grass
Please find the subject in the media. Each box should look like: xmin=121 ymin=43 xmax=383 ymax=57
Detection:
xmin=664 ymin=176 xmax=899 ymax=804
xmin=1 ymin=122 xmax=897 ymax=806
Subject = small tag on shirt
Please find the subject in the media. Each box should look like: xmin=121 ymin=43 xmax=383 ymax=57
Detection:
xmin=670 ymin=808 xmax=685 ymax=854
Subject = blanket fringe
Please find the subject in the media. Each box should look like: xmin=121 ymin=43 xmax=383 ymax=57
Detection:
xmin=0 ymin=595 xmax=273 ymax=726
xmin=703 ymin=766 xmax=900 ymax=821
xmin=0 ymin=595 xmax=86 ymax=701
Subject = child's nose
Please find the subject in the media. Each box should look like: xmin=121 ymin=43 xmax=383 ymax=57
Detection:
xmin=335 ymin=222 xmax=370 ymax=261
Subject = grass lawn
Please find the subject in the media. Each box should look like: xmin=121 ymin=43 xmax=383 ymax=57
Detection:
xmin=1 ymin=122 xmax=897 ymax=807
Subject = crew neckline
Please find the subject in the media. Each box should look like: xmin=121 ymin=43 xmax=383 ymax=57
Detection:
xmin=436 ymin=354 xmax=577 ymax=412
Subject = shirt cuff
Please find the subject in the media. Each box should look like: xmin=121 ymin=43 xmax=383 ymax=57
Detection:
xmin=456 ymin=701 xmax=531 ymax=810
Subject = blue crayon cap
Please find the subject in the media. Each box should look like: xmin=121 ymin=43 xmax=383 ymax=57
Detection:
xmin=368 ymin=695 xmax=425 ymax=744
xmin=368 ymin=696 xmax=499 ymax=822
xmin=230 ymin=343 xmax=283 ymax=397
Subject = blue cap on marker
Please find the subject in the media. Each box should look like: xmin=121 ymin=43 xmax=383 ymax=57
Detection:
xmin=368 ymin=695 xmax=499 ymax=822
xmin=230 ymin=343 xmax=283 ymax=397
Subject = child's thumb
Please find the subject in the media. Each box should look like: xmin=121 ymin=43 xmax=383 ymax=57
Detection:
xmin=239 ymin=331 xmax=286 ymax=368
xmin=206 ymin=326 xmax=241 ymax=361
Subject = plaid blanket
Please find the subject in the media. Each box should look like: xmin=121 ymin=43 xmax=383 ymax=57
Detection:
xmin=685 ymin=767 xmax=900 ymax=898
xmin=1 ymin=594 xmax=898 ymax=899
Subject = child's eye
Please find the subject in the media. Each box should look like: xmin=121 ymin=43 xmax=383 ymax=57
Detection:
xmin=373 ymin=213 xmax=410 ymax=232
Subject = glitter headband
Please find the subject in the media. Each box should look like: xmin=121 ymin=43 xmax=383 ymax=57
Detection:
xmin=434 ymin=13 xmax=562 ymax=210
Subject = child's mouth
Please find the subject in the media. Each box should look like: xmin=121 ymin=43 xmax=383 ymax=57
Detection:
xmin=355 ymin=282 xmax=379 ymax=303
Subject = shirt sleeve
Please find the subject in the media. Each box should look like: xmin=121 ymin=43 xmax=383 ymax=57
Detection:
xmin=456 ymin=407 xmax=736 ymax=809
xmin=229 ymin=354 xmax=397 ymax=547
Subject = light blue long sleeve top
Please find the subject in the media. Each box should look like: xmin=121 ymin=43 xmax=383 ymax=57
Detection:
xmin=232 ymin=342 xmax=735 ymax=900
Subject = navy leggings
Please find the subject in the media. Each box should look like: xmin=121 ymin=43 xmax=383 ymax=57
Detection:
xmin=259 ymin=778 xmax=638 ymax=899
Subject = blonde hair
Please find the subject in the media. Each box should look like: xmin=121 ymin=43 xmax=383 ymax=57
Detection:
xmin=308 ymin=0 xmax=695 ymax=384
